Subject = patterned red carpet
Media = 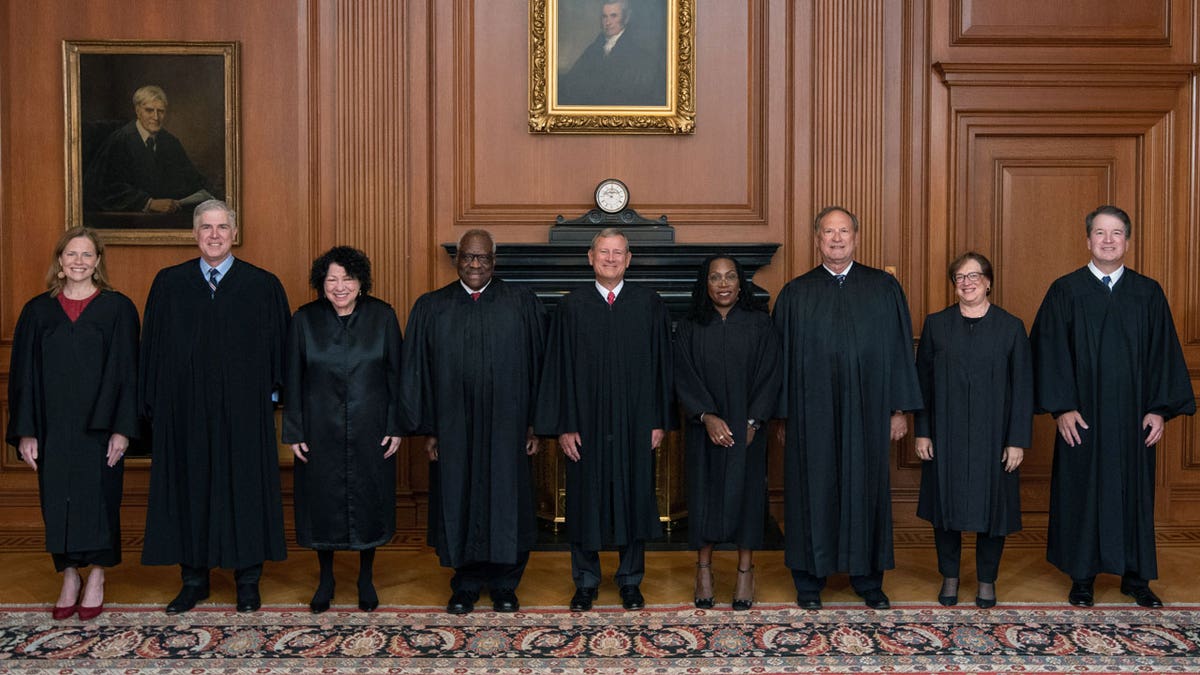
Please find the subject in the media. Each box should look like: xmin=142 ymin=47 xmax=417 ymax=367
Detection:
xmin=2 ymin=603 xmax=1198 ymax=674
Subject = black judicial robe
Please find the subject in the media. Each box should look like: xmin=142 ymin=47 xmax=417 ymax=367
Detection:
xmin=914 ymin=304 xmax=1032 ymax=537
xmin=83 ymin=122 xmax=210 ymax=212
xmin=674 ymin=306 xmax=782 ymax=550
xmin=6 ymin=291 xmax=139 ymax=562
xmin=1031 ymin=267 xmax=1194 ymax=581
xmin=140 ymin=258 xmax=290 ymax=569
xmin=535 ymin=282 xmax=674 ymax=550
xmin=773 ymin=264 xmax=923 ymax=577
xmin=283 ymin=296 xmax=403 ymax=551
xmin=402 ymin=279 xmax=545 ymax=568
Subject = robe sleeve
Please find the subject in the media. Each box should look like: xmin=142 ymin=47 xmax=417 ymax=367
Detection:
xmin=748 ymin=315 xmax=784 ymax=422
xmin=522 ymin=291 xmax=548 ymax=429
xmin=912 ymin=314 xmax=935 ymax=438
xmin=887 ymin=277 xmax=924 ymax=413
xmin=1005 ymin=317 xmax=1035 ymax=448
xmin=534 ymin=299 xmax=580 ymax=436
xmin=383 ymin=304 xmax=406 ymax=435
xmin=651 ymin=296 xmax=676 ymax=430
xmin=1143 ymin=286 xmax=1196 ymax=421
xmin=5 ymin=300 xmax=43 ymax=446
xmin=771 ymin=285 xmax=794 ymax=420
xmin=267 ymin=275 xmax=291 ymax=397
xmin=89 ymin=295 xmax=141 ymax=439
xmin=1030 ymin=281 xmax=1078 ymax=416
xmin=281 ymin=310 xmax=307 ymax=444
xmin=672 ymin=319 xmax=717 ymax=420
xmin=399 ymin=295 xmax=436 ymax=436
xmin=138 ymin=270 xmax=169 ymax=421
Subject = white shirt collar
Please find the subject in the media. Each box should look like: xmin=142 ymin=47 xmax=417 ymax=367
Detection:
xmin=603 ymin=30 xmax=625 ymax=54
xmin=1088 ymin=261 xmax=1124 ymax=286
xmin=822 ymin=260 xmax=854 ymax=277
xmin=460 ymin=279 xmax=492 ymax=295
xmin=135 ymin=121 xmax=155 ymax=143
xmin=596 ymin=280 xmax=625 ymax=299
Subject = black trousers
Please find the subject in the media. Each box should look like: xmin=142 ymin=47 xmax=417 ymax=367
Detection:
xmin=933 ymin=527 xmax=1005 ymax=583
xmin=791 ymin=569 xmax=884 ymax=595
xmin=571 ymin=540 xmax=645 ymax=589
xmin=450 ymin=550 xmax=530 ymax=596
xmin=181 ymin=563 xmax=262 ymax=587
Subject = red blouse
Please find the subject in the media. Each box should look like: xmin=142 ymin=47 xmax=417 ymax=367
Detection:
xmin=57 ymin=288 xmax=100 ymax=322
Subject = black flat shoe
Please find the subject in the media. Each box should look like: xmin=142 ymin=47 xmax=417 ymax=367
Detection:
xmin=310 ymin=581 xmax=334 ymax=614
xmin=165 ymin=585 xmax=210 ymax=615
xmin=796 ymin=592 xmax=822 ymax=610
xmin=446 ymin=589 xmax=477 ymax=615
xmin=491 ymin=589 xmax=519 ymax=612
xmin=569 ymin=587 xmax=597 ymax=612
xmin=236 ymin=583 xmax=261 ymax=613
xmin=358 ymin=580 xmax=379 ymax=612
xmin=1068 ymin=581 xmax=1094 ymax=607
xmin=1121 ymin=585 xmax=1163 ymax=608
xmin=619 ymin=584 xmax=645 ymax=610
xmin=938 ymin=577 xmax=959 ymax=606
xmin=975 ymin=595 xmax=996 ymax=608
xmin=860 ymin=589 xmax=890 ymax=610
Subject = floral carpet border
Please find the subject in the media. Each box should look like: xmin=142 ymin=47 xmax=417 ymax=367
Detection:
xmin=1 ymin=603 xmax=1198 ymax=674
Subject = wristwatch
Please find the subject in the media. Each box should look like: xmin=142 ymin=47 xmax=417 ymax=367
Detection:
xmin=748 ymin=418 xmax=761 ymax=430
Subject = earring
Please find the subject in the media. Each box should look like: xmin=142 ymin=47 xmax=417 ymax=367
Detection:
xmin=57 ymin=270 xmax=65 ymax=279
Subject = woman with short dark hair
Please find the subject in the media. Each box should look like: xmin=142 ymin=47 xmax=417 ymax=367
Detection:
xmin=913 ymin=251 xmax=1033 ymax=608
xmin=283 ymin=246 xmax=404 ymax=613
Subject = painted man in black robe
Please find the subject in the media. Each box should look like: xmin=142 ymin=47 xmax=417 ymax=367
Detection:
xmin=773 ymin=206 xmax=923 ymax=610
xmin=83 ymin=85 xmax=213 ymax=214
xmin=140 ymin=200 xmax=290 ymax=615
xmin=1031 ymin=205 xmax=1195 ymax=608
xmin=402 ymin=229 xmax=545 ymax=615
xmin=535 ymin=227 xmax=674 ymax=612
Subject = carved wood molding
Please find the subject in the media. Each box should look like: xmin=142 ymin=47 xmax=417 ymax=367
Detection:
xmin=950 ymin=0 xmax=1171 ymax=47
xmin=935 ymin=62 xmax=1197 ymax=88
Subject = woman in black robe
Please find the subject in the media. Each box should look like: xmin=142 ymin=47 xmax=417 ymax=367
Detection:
xmin=913 ymin=252 xmax=1033 ymax=608
xmin=6 ymin=227 xmax=139 ymax=620
xmin=283 ymin=247 xmax=404 ymax=613
xmin=674 ymin=255 xmax=781 ymax=611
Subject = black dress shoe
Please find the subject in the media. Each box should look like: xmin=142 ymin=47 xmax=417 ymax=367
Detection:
xmin=570 ymin=587 xmax=597 ymax=612
xmin=1068 ymin=581 xmax=1095 ymax=607
xmin=165 ymin=585 xmax=210 ymax=615
xmin=1121 ymin=584 xmax=1163 ymax=608
xmin=619 ymin=585 xmax=645 ymax=610
xmin=310 ymin=581 xmax=334 ymax=614
xmin=796 ymin=592 xmax=822 ymax=610
xmin=860 ymin=589 xmax=891 ymax=610
xmin=236 ymin=584 xmax=261 ymax=613
xmin=975 ymin=595 xmax=997 ymax=609
xmin=491 ymin=589 xmax=519 ymax=612
xmin=446 ymin=590 xmax=477 ymax=615
xmin=358 ymin=581 xmax=379 ymax=612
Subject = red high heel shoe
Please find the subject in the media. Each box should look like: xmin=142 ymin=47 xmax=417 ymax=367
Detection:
xmin=77 ymin=602 xmax=104 ymax=620
xmin=51 ymin=603 xmax=78 ymax=620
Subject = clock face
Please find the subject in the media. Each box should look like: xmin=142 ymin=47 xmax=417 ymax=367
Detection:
xmin=595 ymin=179 xmax=629 ymax=213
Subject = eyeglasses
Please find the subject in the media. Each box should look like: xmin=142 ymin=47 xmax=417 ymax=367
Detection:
xmin=458 ymin=253 xmax=494 ymax=264
xmin=953 ymin=272 xmax=984 ymax=284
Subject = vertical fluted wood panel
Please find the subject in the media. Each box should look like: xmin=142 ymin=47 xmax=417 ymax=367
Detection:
xmin=812 ymin=0 xmax=886 ymax=264
xmin=336 ymin=0 xmax=406 ymax=307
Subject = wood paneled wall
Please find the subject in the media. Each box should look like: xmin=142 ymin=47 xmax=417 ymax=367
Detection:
xmin=0 ymin=0 xmax=1197 ymax=548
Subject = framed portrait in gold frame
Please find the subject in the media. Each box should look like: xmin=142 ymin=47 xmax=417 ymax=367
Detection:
xmin=63 ymin=40 xmax=240 ymax=245
xmin=529 ymin=0 xmax=695 ymax=134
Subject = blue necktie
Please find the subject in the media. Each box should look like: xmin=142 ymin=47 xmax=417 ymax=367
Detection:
xmin=208 ymin=268 xmax=220 ymax=296
xmin=835 ymin=274 xmax=846 ymax=287
xmin=1101 ymin=275 xmax=1112 ymax=292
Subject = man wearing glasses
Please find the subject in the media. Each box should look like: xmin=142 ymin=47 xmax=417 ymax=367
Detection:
xmin=401 ymin=229 xmax=546 ymax=614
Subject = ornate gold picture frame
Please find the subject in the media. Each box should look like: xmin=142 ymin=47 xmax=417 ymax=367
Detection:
xmin=63 ymin=40 xmax=240 ymax=245
xmin=529 ymin=0 xmax=695 ymax=134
